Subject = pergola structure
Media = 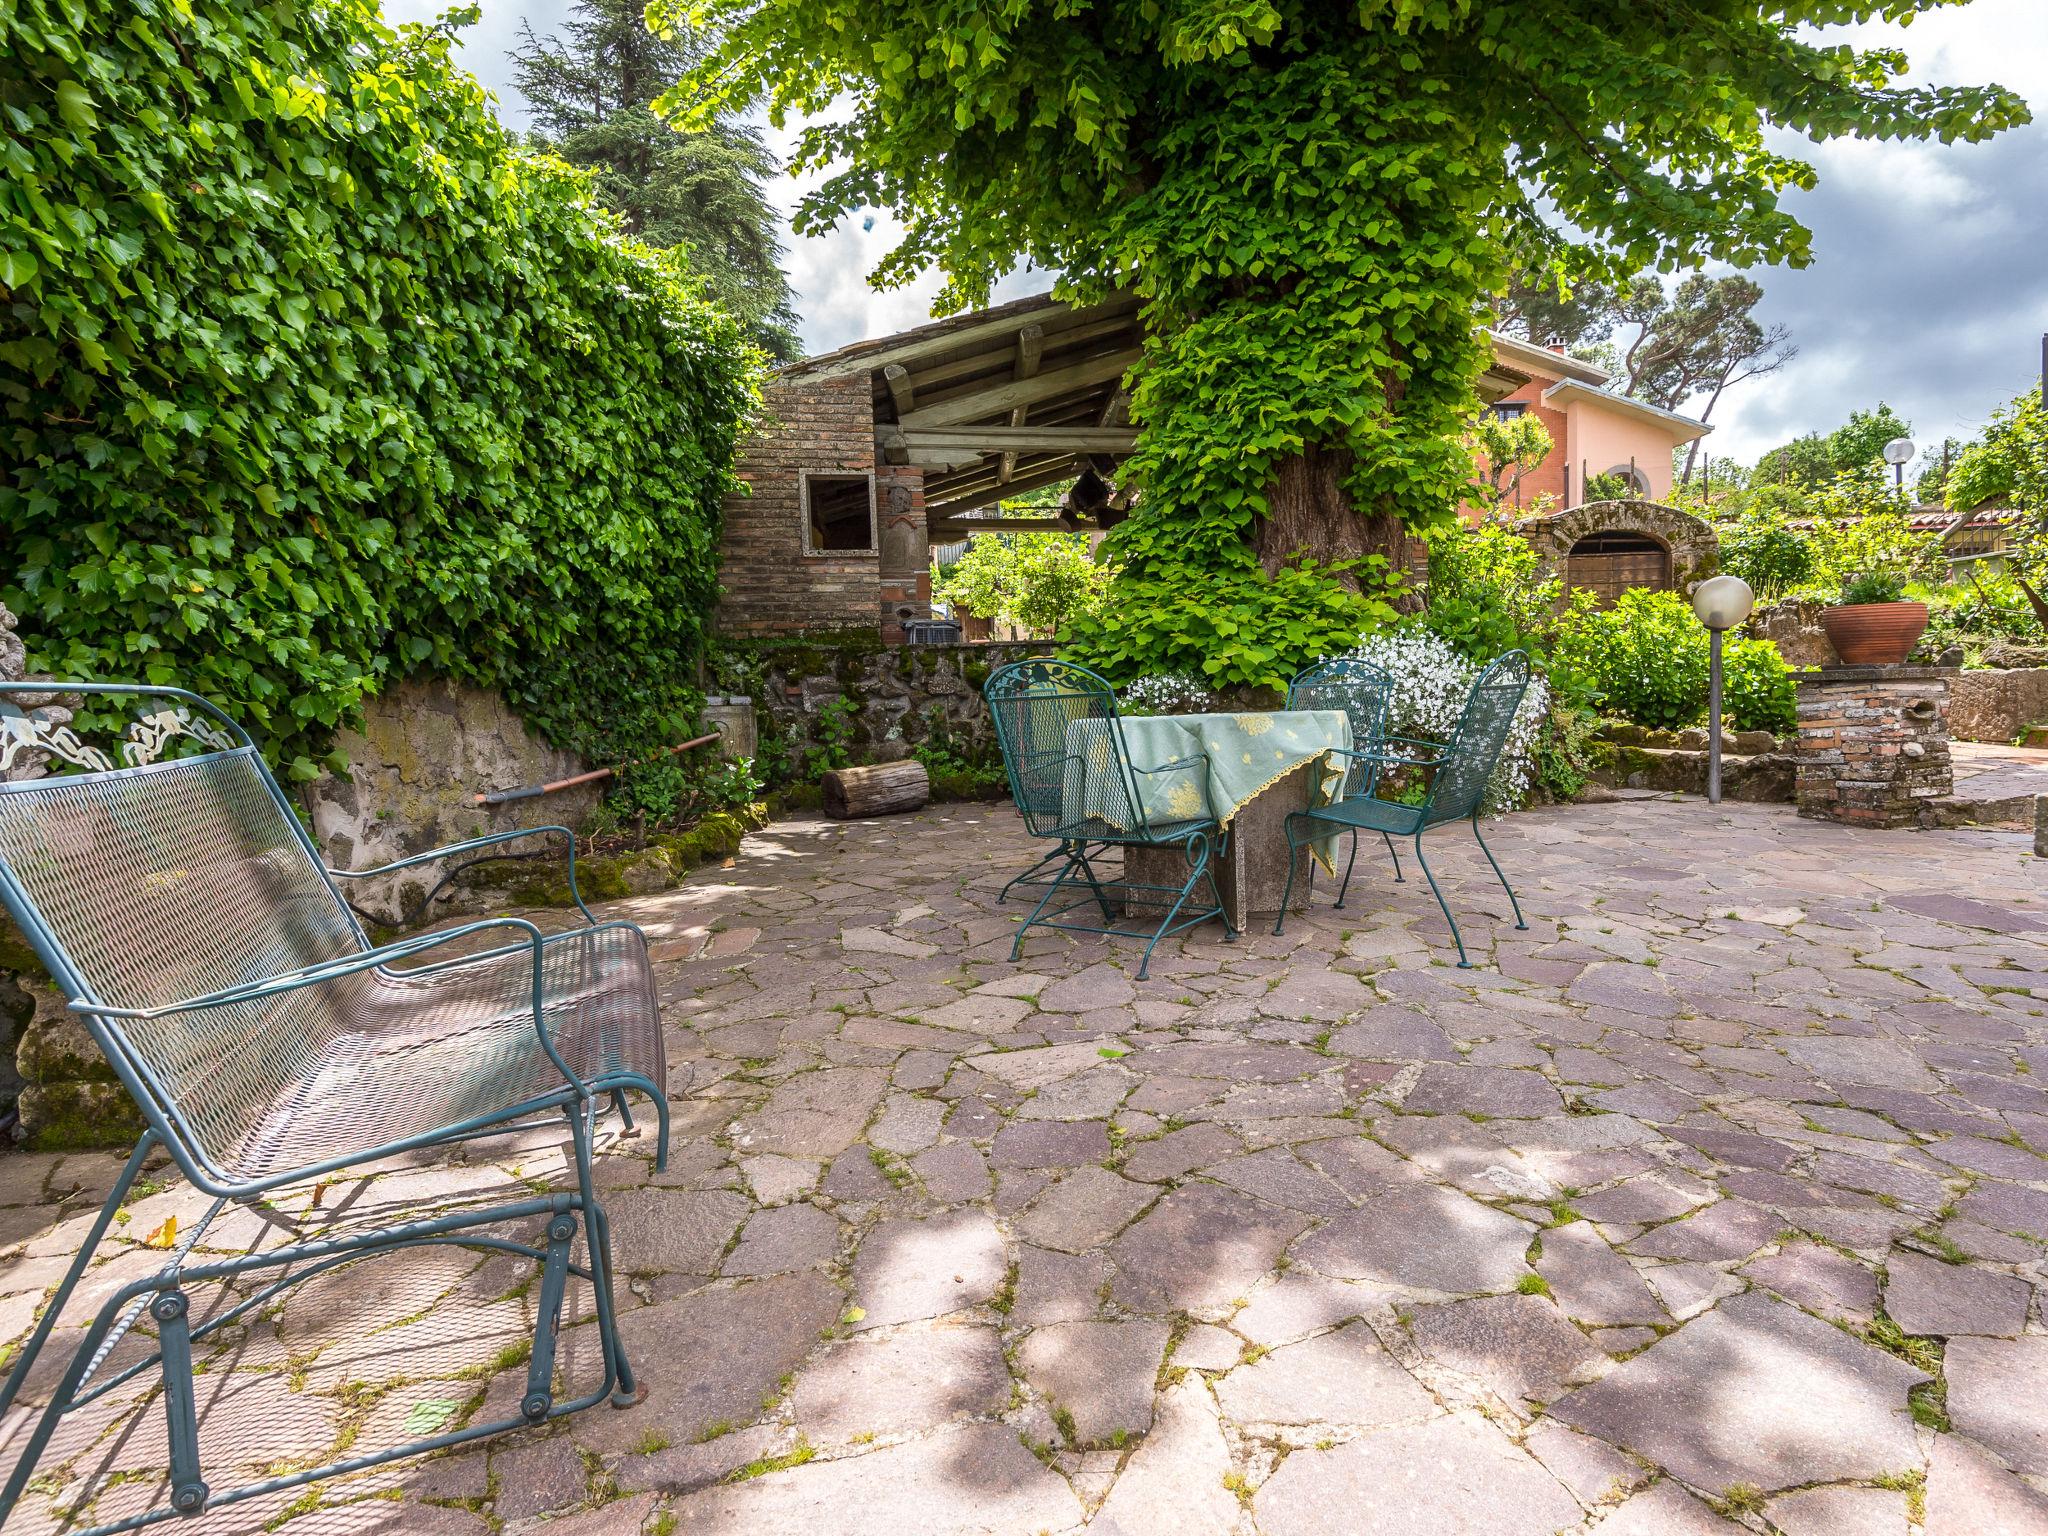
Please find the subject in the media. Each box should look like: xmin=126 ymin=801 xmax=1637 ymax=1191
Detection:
xmin=792 ymin=289 xmax=1534 ymax=539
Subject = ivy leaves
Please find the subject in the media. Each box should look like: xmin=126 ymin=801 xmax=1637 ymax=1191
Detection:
xmin=3 ymin=0 xmax=757 ymax=776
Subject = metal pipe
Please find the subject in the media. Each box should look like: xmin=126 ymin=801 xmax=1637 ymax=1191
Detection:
xmin=473 ymin=732 xmax=721 ymax=806
xmin=1707 ymin=630 xmax=1725 ymax=805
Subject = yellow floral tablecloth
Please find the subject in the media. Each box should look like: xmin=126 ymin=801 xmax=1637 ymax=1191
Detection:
xmin=1060 ymin=709 xmax=1353 ymax=861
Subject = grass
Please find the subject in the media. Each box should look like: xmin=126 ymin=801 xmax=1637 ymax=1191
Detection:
xmin=1049 ymin=1403 xmax=1079 ymax=1447
xmin=694 ymin=1419 xmax=736 ymax=1444
xmin=1708 ymin=1483 xmax=1768 ymax=1519
xmin=635 ymin=1429 xmax=672 ymax=1456
xmin=1545 ymin=1199 xmax=1584 ymax=1227
xmin=1873 ymin=1468 xmax=1927 ymax=1523
xmin=727 ymin=1439 xmax=816 ymax=1483
xmin=1908 ymin=1379 xmax=1951 ymax=1432
xmin=1865 ymin=1314 xmax=1943 ymax=1375
xmin=1515 ymin=1273 xmax=1552 ymax=1298
xmin=1222 ymin=1470 xmax=1253 ymax=1507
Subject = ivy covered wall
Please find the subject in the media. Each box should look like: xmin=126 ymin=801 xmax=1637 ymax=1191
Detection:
xmin=0 ymin=0 xmax=758 ymax=777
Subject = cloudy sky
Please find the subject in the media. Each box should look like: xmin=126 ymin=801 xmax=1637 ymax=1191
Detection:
xmin=388 ymin=0 xmax=2047 ymax=465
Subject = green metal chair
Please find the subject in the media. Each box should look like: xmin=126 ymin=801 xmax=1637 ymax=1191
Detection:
xmin=985 ymin=659 xmax=1233 ymax=980
xmin=1284 ymin=656 xmax=1405 ymax=897
xmin=1275 ymin=651 xmax=1532 ymax=966
xmin=0 ymin=683 xmax=667 ymax=1535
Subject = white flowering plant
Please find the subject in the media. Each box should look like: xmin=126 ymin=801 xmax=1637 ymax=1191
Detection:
xmin=1119 ymin=672 xmax=1216 ymax=716
xmin=1331 ymin=627 xmax=1549 ymax=815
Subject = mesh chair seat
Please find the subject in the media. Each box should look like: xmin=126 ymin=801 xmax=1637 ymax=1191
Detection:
xmin=209 ymin=924 xmax=663 ymax=1183
xmin=1295 ymin=796 xmax=1425 ymax=838
xmin=1046 ymin=814 xmax=1215 ymax=846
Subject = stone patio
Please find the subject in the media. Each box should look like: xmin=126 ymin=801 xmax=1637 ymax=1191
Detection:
xmin=5 ymin=794 xmax=2048 ymax=1534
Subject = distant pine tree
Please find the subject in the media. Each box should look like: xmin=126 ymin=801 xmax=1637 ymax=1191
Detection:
xmin=514 ymin=0 xmax=801 ymax=360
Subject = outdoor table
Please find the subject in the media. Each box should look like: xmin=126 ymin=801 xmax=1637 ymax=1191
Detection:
xmin=1071 ymin=709 xmax=1352 ymax=929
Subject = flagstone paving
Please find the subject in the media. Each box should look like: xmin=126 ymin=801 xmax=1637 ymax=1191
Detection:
xmin=5 ymin=795 xmax=2048 ymax=1533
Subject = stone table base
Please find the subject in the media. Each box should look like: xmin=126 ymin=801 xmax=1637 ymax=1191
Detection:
xmin=1124 ymin=763 xmax=1320 ymax=930
xmin=1792 ymin=665 xmax=1955 ymax=829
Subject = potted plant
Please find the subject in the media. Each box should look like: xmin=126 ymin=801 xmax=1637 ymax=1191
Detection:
xmin=1820 ymin=570 xmax=1928 ymax=666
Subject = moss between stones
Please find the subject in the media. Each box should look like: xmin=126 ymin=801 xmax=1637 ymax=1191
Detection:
xmin=462 ymin=805 xmax=767 ymax=909
xmin=18 ymin=1080 xmax=144 ymax=1153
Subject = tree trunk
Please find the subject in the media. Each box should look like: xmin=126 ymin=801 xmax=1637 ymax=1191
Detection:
xmin=1256 ymin=444 xmax=1412 ymax=598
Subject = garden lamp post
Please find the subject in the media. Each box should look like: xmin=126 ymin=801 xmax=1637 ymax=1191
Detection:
xmin=1883 ymin=436 xmax=1915 ymax=491
xmin=1692 ymin=574 xmax=1755 ymax=805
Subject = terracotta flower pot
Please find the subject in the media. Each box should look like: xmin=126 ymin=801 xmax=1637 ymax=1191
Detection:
xmin=1821 ymin=601 xmax=1929 ymax=666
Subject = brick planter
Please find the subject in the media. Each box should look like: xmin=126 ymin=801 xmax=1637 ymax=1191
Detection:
xmin=1792 ymin=665 xmax=1955 ymax=828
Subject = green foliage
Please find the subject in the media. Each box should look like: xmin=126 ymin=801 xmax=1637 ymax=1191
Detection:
xmin=1 ymin=0 xmax=757 ymax=777
xmin=655 ymin=0 xmax=2026 ymax=692
xmin=808 ymin=696 xmax=858 ymax=774
xmin=1555 ymin=590 xmax=1709 ymax=730
xmin=606 ymin=752 xmax=765 ymax=830
xmin=1755 ymin=403 xmax=1912 ymax=487
xmin=1722 ymin=638 xmax=1796 ymax=734
xmin=1719 ymin=506 xmax=1817 ymax=598
xmin=1839 ymin=570 xmax=1908 ymax=606
xmin=1419 ymin=520 xmax=1593 ymax=699
xmin=1948 ymin=392 xmax=2048 ymax=516
xmin=933 ymin=530 xmax=1113 ymax=638
xmin=1063 ymin=559 xmax=1400 ymax=692
xmin=1583 ymin=472 xmax=1637 ymax=503
xmin=1551 ymin=588 xmax=1793 ymax=733
xmin=1921 ymin=572 xmax=2044 ymax=655
xmin=513 ymin=0 xmax=801 ymax=360
xmin=1468 ymin=413 xmax=1554 ymax=513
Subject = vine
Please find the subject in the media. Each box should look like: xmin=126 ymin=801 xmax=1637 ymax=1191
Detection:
xmin=1 ymin=0 xmax=757 ymax=777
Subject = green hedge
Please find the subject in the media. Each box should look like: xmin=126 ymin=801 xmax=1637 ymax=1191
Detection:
xmin=1 ymin=0 xmax=757 ymax=776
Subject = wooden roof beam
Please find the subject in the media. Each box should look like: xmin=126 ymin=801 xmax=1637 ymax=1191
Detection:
xmin=899 ymin=348 xmax=1141 ymax=430
xmin=1001 ymin=324 xmax=1045 ymax=485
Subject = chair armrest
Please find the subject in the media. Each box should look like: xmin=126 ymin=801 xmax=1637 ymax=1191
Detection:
xmin=1129 ymin=752 xmax=1209 ymax=776
xmin=328 ymin=826 xmax=594 ymax=925
xmin=1331 ymin=744 xmax=1440 ymax=770
xmin=71 ymin=916 xmax=596 ymax=1098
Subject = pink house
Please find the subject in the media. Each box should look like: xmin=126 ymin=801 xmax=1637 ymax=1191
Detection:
xmin=1479 ymin=333 xmax=1711 ymax=513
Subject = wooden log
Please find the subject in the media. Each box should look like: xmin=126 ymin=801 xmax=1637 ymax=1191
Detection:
xmin=822 ymin=761 xmax=930 ymax=819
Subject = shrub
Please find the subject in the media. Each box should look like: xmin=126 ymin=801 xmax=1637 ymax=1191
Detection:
xmin=1722 ymin=638 xmax=1796 ymax=734
xmin=1 ymin=0 xmax=756 ymax=776
xmin=1120 ymin=673 xmax=1216 ymax=717
xmin=1334 ymin=627 xmax=1548 ymax=813
xmin=1839 ymin=570 xmax=1908 ymax=605
xmin=1064 ymin=558 xmax=1400 ymax=694
xmin=1718 ymin=509 xmax=1816 ymax=598
xmin=1554 ymin=590 xmax=1710 ymax=730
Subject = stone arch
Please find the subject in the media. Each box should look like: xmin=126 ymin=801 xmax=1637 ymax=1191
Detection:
xmin=1516 ymin=498 xmax=1718 ymax=606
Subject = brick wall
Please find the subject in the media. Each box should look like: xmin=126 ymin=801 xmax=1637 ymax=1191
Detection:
xmin=1794 ymin=666 xmax=1955 ymax=828
xmin=719 ymin=372 xmax=898 ymax=636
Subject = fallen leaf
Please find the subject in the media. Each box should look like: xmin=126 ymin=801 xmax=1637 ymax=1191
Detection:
xmin=143 ymin=1216 xmax=177 ymax=1250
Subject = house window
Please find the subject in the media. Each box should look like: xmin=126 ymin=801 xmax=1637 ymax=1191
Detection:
xmin=802 ymin=473 xmax=876 ymax=554
xmin=1490 ymin=402 xmax=1528 ymax=420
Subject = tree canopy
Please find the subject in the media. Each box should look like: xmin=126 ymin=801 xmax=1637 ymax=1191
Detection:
xmin=656 ymin=0 xmax=2027 ymax=686
xmin=517 ymin=0 xmax=801 ymax=359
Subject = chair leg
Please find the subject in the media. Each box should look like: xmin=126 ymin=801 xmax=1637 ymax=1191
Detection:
xmin=1070 ymin=842 xmax=1118 ymax=925
xmin=1011 ymin=845 xmax=1088 ymax=961
xmin=1334 ymin=828 xmax=1360 ymax=909
xmin=998 ymin=845 xmax=1068 ymax=904
xmin=611 ymin=1089 xmax=636 ymax=1135
xmin=1471 ymin=814 xmax=1528 ymax=930
xmin=1138 ymin=831 xmax=1218 ymax=981
xmin=565 ymin=1101 xmax=642 ymax=1408
xmin=1411 ymin=832 xmax=1473 ymax=968
xmin=1381 ymin=831 xmax=1404 ymax=883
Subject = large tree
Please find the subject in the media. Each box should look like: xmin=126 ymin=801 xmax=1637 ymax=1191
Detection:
xmin=656 ymin=0 xmax=2026 ymax=687
xmin=516 ymin=0 xmax=801 ymax=359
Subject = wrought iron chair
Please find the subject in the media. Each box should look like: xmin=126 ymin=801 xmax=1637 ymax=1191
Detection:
xmin=1275 ymin=651 xmax=1533 ymax=966
xmin=1284 ymin=656 xmax=1405 ymax=896
xmin=0 ymin=683 xmax=668 ymax=1535
xmin=985 ymin=659 xmax=1233 ymax=980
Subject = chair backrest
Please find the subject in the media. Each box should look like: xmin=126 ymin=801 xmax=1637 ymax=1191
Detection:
xmin=984 ymin=659 xmax=1142 ymax=837
xmin=0 ymin=684 xmax=365 ymax=1162
xmin=1422 ymin=651 xmax=1532 ymax=825
xmin=1287 ymin=657 xmax=1394 ymax=798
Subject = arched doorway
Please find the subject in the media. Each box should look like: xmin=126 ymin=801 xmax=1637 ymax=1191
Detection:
xmin=1566 ymin=530 xmax=1672 ymax=606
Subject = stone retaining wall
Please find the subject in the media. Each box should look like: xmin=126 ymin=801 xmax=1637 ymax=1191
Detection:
xmin=1950 ymin=667 xmax=2048 ymax=745
xmin=304 ymin=676 xmax=604 ymax=925
xmin=747 ymin=636 xmax=1040 ymax=777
